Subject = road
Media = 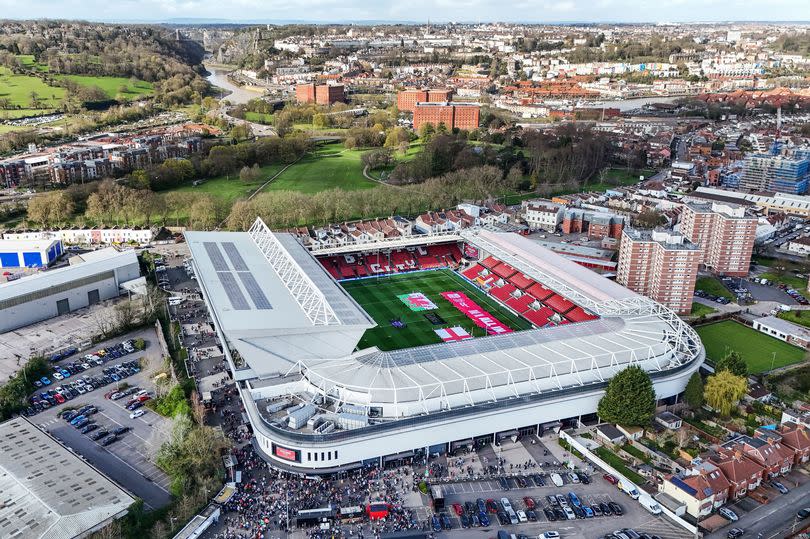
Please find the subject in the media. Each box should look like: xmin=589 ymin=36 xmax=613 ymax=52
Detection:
xmin=707 ymin=472 xmax=810 ymax=539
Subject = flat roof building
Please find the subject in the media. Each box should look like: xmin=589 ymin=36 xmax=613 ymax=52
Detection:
xmin=0 ymin=247 xmax=140 ymax=333
xmin=679 ymin=202 xmax=757 ymax=277
xmin=617 ymin=228 xmax=702 ymax=315
xmin=412 ymin=102 xmax=479 ymax=131
xmin=0 ymin=238 xmax=63 ymax=268
xmin=0 ymin=416 xmax=134 ymax=539
xmin=397 ymin=89 xmax=453 ymax=112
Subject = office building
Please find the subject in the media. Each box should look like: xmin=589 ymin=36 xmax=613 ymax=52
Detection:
xmin=679 ymin=202 xmax=757 ymax=277
xmin=562 ymin=209 xmax=624 ymax=239
xmin=412 ymin=102 xmax=480 ymax=131
xmin=397 ymin=89 xmax=453 ymax=112
xmin=617 ymin=229 xmax=702 ymax=315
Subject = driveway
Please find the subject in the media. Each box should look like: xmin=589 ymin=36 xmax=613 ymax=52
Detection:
xmin=706 ymin=470 xmax=810 ymax=539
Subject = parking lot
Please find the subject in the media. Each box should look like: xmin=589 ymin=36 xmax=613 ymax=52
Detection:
xmin=27 ymin=327 xmax=173 ymax=509
xmin=413 ymin=435 xmax=686 ymax=539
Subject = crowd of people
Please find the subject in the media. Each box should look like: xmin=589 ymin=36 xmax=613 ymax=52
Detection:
xmin=208 ymin=444 xmax=423 ymax=539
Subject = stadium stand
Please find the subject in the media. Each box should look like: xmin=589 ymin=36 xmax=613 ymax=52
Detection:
xmin=459 ymin=252 xmax=599 ymax=328
xmin=318 ymin=243 xmax=463 ymax=279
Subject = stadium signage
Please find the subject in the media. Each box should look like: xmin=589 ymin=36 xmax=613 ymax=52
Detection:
xmin=272 ymin=443 xmax=300 ymax=462
xmin=440 ymin=291 xmax=513 ymax=335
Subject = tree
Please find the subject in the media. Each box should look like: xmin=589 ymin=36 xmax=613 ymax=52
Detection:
xmin=683 ymin=372 xmax=705 ymax=409
xmin=634 ymin=207 xmax=667 ymax=229
xmin=597 ymin=366 xmax=656 ymax=426
xmin=716 ymin=350 xmax=748 ymax=377
xmin=704 ymin=371 xmax=747 ymax=417
xmin=26 ymin=191 xmax=75 ymax=226
xmin=418 ymin=122 xmax=435 ymax=140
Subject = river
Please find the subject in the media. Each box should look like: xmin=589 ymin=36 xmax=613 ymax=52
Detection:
xmin=204 ymin=65 xmax=264 ymax=105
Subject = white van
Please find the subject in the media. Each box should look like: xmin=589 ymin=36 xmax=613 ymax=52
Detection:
xmin=618 ymin=479 xmax=640 ymax=499
xmin=550 ymin=473 xmax=564 ymax=487
xmin=168 ymin=297 xmax=184 ymax=306
xmin=639 ymin=495 xmax=662 ymax=515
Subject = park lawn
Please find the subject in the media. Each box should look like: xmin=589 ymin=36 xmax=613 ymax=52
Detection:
xmin=172 ymin=163 xmax=286 ymax=205
xmin=245 ymin=111 xmax=274 ymax=124
xmin=268 ymin=145 xmax=377 ymax=193
xmin=15 ymin=55 xmax=49 ymax=72
xmin=55 ymin=75 xmax=153 ymax=100
xmin=341 ymin=269 xmax=533 ymax=351
xmin=602 ymin=167 xmax=655 ymax=184
xmin=690 ymin=302 xmax=718 ymax=317
xmin=695 ymin=276 xmax=735 ymax=300
xmin=0 ymin=67 xmax=65 ymax=108
xmin=695 ymin=320 xmax=806 ymax=373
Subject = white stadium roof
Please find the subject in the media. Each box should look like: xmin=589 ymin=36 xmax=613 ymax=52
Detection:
xmin=190 ymin=219 xmax=703 ymax=417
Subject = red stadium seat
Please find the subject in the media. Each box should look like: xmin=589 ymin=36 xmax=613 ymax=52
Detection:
xmin=461 ymin=264 xmax=484 ymax=280
xmin=480 ymin=256 xmax=500 ymax=269
xmin=492 ymin=262 xmax=517 ymax=279
xmin=527 ymin=282 xmax=554 ymax=301
xmin=509 ymin=273 xmax=534 ymax=290
xmin=544 ymin=294 xmax=575 ymax=314
xmin=565 ymin=306 xmax=599 ymax=323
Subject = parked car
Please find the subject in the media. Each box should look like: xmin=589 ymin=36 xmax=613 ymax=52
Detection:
xmin=726 ymin=528 xmax=744 ymax=539
xmin=603 ymin=473 xmax=619 ymax=485
xmin=130 ymin=409 xmax=146 ymax=419
xmin=523 ymin=496 xmax=535 ymax=509
xmin=798 ymin=508 xmax=810 ymax=520
xmin=608 ymin=502 xmax=623 ymax=516
xmin=770 ymin=481 xmax=789 ymax=494
xmin=112 ymin=426 xmax=130 ymax=436
xmin=719 ymin=507 xmax=739 ymax=522
xmin=477 ymin=512 xmax=489 ymax=527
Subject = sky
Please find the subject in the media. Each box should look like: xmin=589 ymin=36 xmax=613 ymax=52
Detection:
xmin=0 ymin=0 xmax=808 ymax=23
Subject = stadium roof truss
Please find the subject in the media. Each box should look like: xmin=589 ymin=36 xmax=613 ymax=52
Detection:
xmin=249 ymin=218 xmax=340 ymax=326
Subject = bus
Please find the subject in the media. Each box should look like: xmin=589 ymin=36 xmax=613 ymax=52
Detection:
xmin=366 ymin=502 xmax=390 ymax=520
xmin=338 ymin=505 xmax=364 ymax=524
xmin=430 ymin=486 xmax=445 ymax=511
xmin=295 ymin=505 xmax=334 ymax=527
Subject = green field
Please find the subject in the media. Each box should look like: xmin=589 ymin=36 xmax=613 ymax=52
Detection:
xmin=696 ymin=320 xmax=806 ymax=373
xmin=690 ymin=302 xmax=717 ymax=317
xmin=268 ymin=145 xmax=377 ymax=193
xmin=173 ymin=163 xmax=286 ymax=204
xmin=760 ymin=271 xmax=809 ymax=294
xmin=778 ymin=310 xmax=810 ymax=329
xmin=342 ymin=269 xmax=533 ymax=351
xmin=0 ymin=66 xmax=65 ymax=109
xmin=56 ymin=75 xmax=153 ymax=100
xmin=245 ymin=111 xmax=274 ymax=124
xmin=696 ymin=276 xmax=735 ymax=301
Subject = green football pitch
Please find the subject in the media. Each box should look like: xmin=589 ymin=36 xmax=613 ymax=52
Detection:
xmin=341 ymin=269 xmax=533 ymax=351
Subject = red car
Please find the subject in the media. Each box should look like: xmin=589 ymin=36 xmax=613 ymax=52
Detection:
xmin=54 ymin=393 xmax=66 ymax=404
xmin=523 ymin=496 xmax=536 ymax=509
xmin=452 ymin=503 xmax=464 ymax=516
xmin=603 ymin=473 xmax=618 ymax=485
xmin=486 ymin=499 xmax=498 ymax=513
xmin=137 ymin=395 xmax=151 ymax=403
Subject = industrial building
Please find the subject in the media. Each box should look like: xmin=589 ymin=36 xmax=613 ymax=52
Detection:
xmin=0 ymin=416 xmax=134 ymax=539
xmin=0 ymin=247 xmax=141 ymax=332
xmin=187 ymin=220 xmax=704 ymax=473
xmin=295 ymin=83 xmax=346 ymax=105
xmin=0 ymin=238 xmax=63 ymax=268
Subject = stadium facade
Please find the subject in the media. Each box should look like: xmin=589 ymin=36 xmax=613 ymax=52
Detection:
xmin=187 ymin=219 xmax=704 ymax=473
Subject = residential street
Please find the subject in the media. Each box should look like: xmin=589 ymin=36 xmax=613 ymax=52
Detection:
xmin=706 ymin=470 xmax=810 ymax=539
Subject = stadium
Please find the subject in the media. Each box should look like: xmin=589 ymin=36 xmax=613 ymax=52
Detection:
xmin=186 ymin=218 xmax=705 ymax=473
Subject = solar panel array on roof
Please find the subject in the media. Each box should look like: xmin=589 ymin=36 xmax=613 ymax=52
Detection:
xmin=670 ymin=476 xmax=697 ymax=496
xmin=204 ymin=242 xmax=229 ymax=271
xmin=238 ymin=271 xmax=272 ymax=310
xmin=222 ymin=242 xmax=249 ymax=271
xmin=217 ymin=272 xmax=251 ymax=310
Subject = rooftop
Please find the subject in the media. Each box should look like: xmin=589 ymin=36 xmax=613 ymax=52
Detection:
xmin=0 ymin=417 xmax=134 ymax=539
